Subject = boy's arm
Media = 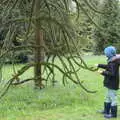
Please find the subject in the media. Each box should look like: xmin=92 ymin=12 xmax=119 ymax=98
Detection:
xmin=100 ymin=64 xmax=115 ymax=77
xmin=98 ymin=64 xmax=108 ymax=69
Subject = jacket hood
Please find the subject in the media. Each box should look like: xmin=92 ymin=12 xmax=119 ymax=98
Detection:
xmin=104 ymin=46 xmax=116 ymax=61
xmin=112 ymin=54 xmax=120 ymax=64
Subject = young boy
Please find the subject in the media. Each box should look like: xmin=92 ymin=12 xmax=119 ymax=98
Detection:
xmin=97 ymin=46 xmax=120 ymax=118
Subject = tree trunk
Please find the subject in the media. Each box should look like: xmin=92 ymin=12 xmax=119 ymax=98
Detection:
xmin=34 ymin=0 xmax=44 ymax=88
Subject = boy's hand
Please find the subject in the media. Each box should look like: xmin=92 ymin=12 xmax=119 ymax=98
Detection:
xmin=97 ymin=70 xmax=103 ymax=74
xmin=94 ymin=64 xmax=98 ymax=67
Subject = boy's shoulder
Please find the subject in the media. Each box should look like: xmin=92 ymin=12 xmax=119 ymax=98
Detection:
xmin=112 ymin=54 xmax=120 ymax=64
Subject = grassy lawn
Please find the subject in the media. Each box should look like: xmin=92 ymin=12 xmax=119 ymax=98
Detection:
xmin=0 ymin=55 xmax=120 ymax=120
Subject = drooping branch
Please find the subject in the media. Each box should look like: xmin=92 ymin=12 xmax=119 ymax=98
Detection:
xmin=0 ymin=59 xmax=97 ymax=99
xmin=0 ymin=63 xmax=33 ymax=99
xmin=12 ymin=78 xmax=33 ymax=85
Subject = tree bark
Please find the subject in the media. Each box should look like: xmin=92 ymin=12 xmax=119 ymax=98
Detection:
xmin=34 ymin=0 xmax=45 ymax=88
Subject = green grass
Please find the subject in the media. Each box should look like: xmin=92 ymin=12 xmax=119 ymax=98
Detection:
xmin=0 ymin=55 xmax=120 ymax=120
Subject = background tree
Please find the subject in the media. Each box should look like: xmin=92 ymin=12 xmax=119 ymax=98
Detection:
xmin=93 ymin=0 xmax=120 ymax=54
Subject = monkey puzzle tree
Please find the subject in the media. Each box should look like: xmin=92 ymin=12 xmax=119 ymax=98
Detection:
xmin=0 ymin=0 xmax=102 ymax=98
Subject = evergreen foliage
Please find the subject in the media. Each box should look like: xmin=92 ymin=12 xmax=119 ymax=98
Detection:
xmin=94 ymin=0 xmax=120 ymax=54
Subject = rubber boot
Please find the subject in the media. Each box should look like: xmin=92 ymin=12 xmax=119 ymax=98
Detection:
xmin=111 ymin=106 xmax=117 ymax=118
xmin=104 ymin=103 xmax=111 ymax=118
xmin=104 ymin=105 xmax=117 ymax=118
